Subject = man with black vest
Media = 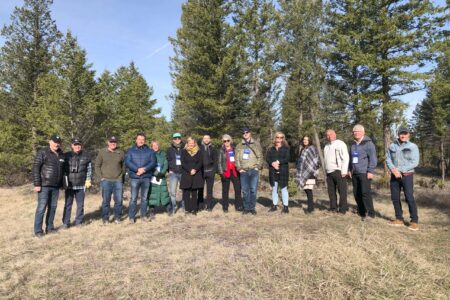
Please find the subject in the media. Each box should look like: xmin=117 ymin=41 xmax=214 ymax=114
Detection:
xmin=32 ymin=134 xmax=65 ymax=237
xmin=62 ymin=138 xmax=92 ymax=228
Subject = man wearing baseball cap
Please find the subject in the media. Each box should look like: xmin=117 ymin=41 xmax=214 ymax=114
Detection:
xmin=62 ymin=138 xmax=92 ymax=228
xmin=386 ymin=127 xmax=420 ymax=231
xmin=95 ymin=135 xmax=125 ymax=224
xmin=32 ymin=134 xmax=65 ymax=237
xmin=166 ymin=132 xmax=185 ymax=213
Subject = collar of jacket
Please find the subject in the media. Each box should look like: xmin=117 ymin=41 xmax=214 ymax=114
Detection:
xmin=241 ymin=138 xmax=254 ymax=145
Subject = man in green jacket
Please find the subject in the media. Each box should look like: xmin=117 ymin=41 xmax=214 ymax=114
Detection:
xmin=95 ymin=136 xmax=125 ymax=224
xmin=235 ymin=127 xmax=263 ymax=215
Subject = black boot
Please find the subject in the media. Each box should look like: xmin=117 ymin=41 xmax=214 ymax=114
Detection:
xmin=282 ymin=206 xmax=289 ymax=213
xmin=269 ymin=205 xmax=278 ymax=212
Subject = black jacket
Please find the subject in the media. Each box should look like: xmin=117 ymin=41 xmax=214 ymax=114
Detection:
xmin=266 ymin=146 xmax=290 ymax=188
xmin=32 ymin=147 xmax=65 ymax=187
xmin=64 ymin=151 xmax=91 ymax=187
xmin=167 ymin=142 xmax=185 ymax=174
xmin=200 ymin=143 xmax=217 ymax=173
xmin=180 ymin=149 xmax=203 ymax=189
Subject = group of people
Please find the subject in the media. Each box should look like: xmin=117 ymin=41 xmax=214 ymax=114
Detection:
xmin=32 ymin=124 xmax=420 ymax=237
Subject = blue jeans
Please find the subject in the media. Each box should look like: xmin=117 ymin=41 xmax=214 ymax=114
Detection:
xmin=240 ymin=169 xmax=259 ymax=211
xmin=169 ymin=172 xmax=183 ymax=211
xmin=63 ymin=189 xmax=85 ymax=225
xmin=129 ymin=177 xmax=151 ymax=220
xmin=101 ymin=180 xmax=123 ymax=221
xmin=390 ymin=174 xmax=418 ymax=223
xmin=34 ymin=186 xmax=59 ymax=234
xmin=272 ymin=181 xmax=289 ymax=206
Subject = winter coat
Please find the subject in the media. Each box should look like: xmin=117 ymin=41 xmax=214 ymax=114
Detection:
xmin=349 ymin=136 xmax=377 ymax=175
xmin=125 ymin=144 xmax=157 ymax=179
xmin=266 ymin=146 xmax=290 ymax=188
xmin=167 ymin=142 xmax=185 ymax=174
xmin=147 ymin=150 xmax=170 ymax=207
xmin=32 ymin=147 xmax=65 ymax=187
xmin=179 ymin=148 xmax=203 ymax=189
xmin=64 ymin=151 xmax=91 ymax=188
xmin=200 ymin=143 xmax=217 ymax=173
xmin=235 ymin=138 xmax=264 ymax=171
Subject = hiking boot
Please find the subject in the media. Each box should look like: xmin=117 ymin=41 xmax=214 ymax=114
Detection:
xmin=242 ymin=210 xmax=250 ymax=215
xmin=250 ymin=210 xmax=257 ymax=215
xmin=269 ymin=205 xmax=277 ymax=212
xmin=389 ymin=219 xmax=403 ymax=227
xmin=114 ymin=218 xmax=121 ymax=224
xmin=129 ymin=219 xmax=136 ymax=224
xmin=282 ymin=206 xmax=289 ymax=214
xmin=408 ymin=222 xmax=419 ymax=231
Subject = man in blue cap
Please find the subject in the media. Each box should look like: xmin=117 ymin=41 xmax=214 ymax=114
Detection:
xmin=386 ymin=127 xmax=420 ymax=231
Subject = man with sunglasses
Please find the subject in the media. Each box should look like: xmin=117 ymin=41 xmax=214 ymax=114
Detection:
xmin=95 ymin=136 xmax=125 ymax=224
xmin=167 ymin=132 xmax=185 ymax=213
xmin=235 ymin=128 xmax=263 ymax=215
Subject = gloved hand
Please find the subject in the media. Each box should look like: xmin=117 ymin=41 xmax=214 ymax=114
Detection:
xmin=85 ymin=180 xmax=92 ymax=189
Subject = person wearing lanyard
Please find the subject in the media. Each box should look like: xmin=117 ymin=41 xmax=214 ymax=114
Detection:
xmin=167 ymin=133 xmax=185 ymax=213
xmin=348 ymin=124 xmax=377 ymax=221
xmin=386 ymin=127 xmax=420 ymax=231
xmin=217 ymin=134 xmax=243 ymax=213
xmin=235 ymin=127 xmax=263 ymax=215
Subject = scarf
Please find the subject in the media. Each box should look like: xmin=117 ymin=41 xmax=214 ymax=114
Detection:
xmin=186 ymin=144 xmax=199 ymax=156
xmin=295 ymin=145 xmax=319 ymax=188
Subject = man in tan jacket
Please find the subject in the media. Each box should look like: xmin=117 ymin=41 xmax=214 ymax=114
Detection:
xmin=235 ymin=128 xmax=263 ymax=215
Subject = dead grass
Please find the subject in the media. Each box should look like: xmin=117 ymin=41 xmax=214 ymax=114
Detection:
xmin=0 ymin=183 xmax=449 ymax=299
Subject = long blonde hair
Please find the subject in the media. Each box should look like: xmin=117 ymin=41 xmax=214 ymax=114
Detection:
xmin=185 ymin=137 xmax=199 ymax=156
xmin=272 ymin=131 xmax=289 ymax=148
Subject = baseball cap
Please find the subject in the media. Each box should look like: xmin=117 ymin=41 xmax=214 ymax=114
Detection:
xmin=108 ymin=136 xmax=118 ymax=142
xmin=50 ymin=134 xmax=62 ymax=143
xmin=398 ymin=127 xmax=409 ymax=134
xmin=242 ymin=127 xmax=251 ymax=133
xmin=71 ymin=138 xmax=82 ymax=145
xmin=172 ymin=133 xmax=182 ymax=139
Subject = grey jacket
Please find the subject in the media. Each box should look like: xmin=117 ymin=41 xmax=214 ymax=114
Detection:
xmin=349 ymin=136 xmax=377 ymax=174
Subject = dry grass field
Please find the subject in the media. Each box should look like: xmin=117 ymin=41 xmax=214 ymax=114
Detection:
xmin=0 ymin=180 xmax=449 ymax=299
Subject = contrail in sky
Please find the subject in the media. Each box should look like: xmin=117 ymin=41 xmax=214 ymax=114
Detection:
xmin=143 ymin=42 xmax=171 ymax=60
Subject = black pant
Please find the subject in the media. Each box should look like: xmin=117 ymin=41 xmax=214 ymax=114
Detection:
xmin=305 ymin=189 xmax=314 ymax=212
xmin=327 ymin=170 xmax=348 ymax=212
xmin=183 ymin=189 xmax=198 ymax=213
xmin=352 ymin=173 xmax=375 ymax=217
xmin=198 ymin=171 xmax=215 ymax=209
xmin=221 ymin=173 xmax=243 ymax=210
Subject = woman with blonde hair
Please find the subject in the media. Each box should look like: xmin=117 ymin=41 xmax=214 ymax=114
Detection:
xmin=217 ymin=134 xmax=243 ymax=212
xmin=180 ymin=137 xmax=203 ymax=214
xmin=266 ymin=132 xmax=290 ymax=213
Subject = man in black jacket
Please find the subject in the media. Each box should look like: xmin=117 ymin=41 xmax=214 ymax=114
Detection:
xmin=62 ymin=138 xmax=92 ymax=228
xmin=167 ymin=133 xmax=185 ymax=213
xmin=198 ymin=135 xmax=217 ymax=211
xmin=32 ymin=134 xmax=65 ymax=237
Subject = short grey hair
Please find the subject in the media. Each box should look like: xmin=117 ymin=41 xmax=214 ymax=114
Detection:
xmin=353 ymin=124 xmax=365 ymax=133
xmin=222 ymin=134 xmax=232 ymax=144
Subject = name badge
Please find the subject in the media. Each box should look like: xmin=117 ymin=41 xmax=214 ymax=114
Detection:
xmin=243 ymin=149 xmax=251 ymax=160
xmin=156 ymin=163 xmax=161 ymax=172
xmin=352 ymin=152 xmax=359 ymax=164
xmin=176 ymin=154 xmax=181 ymax=166
xmin=228 ymin=150 xmax=235 ymax=162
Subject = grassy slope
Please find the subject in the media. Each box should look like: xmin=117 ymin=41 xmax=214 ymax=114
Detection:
xmin=0 ymin=183 xmax=448 ymax=299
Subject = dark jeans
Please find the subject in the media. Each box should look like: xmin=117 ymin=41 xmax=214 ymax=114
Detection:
xmin=63 ymin=189 xmax=85 ymax=225
xmin=34 ymin=186 xmax=59 ymax=234
xmin=221 ymin=173 xmax=242 ymax=210
xmin=390 ymin=174 xmax=418 ymax=223
xmin=129 ymin=177 xmax=151 ymax=220
xmin=198 ymin=171 xmax=215 ymax=209
xmin=240 ymin=169 xmax=259 ymax=211
xmin=352 ymin=173 xmax=375 ymax=217
xmin=305 ymin=189 xmax=314 ymax=212
xmin=183 ymin=189 xmax=199 ymax=213
xmin=327 ymin=170 xmax=348 ymax=212
xmin=101 ymin=180 xmax=123 ymax=221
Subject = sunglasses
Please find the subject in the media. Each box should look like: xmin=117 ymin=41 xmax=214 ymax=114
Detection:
xmin=243 ymin=132 xmax=250 ymax=134
xmin=223 ymin=140 xmax=230 ymax=143
xmin=173 ymin=137 xmax=181 ymax=140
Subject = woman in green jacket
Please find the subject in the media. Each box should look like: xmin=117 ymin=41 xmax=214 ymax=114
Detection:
xmin=148 ymin=140 xmax=171 ymax=217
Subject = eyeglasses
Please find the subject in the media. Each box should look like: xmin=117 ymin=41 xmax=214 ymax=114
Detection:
xmin=223 ymin=140 xmax=230 ymax=143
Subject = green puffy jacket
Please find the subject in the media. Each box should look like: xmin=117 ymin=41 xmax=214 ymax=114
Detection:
xmin=147 ymin=150 xmax=170 ymax=207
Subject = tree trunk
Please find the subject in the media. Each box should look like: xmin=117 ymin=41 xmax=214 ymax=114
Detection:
xmin=310 ymin=97 xmax=326 ymax=188
xmin=440 ymin=139 xmax=445 ymax=182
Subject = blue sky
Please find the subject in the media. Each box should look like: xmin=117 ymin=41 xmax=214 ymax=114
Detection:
xmin=0 ymin=0 xmax=447 ymax=120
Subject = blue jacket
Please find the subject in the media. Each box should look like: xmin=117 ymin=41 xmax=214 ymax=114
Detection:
xmin=349 ymin=136 xmax=377 ymax=174
xmin=125 ymin=144 xmax=157 ymax=179
xmin=386 ymin=140 xmax=419 ymax=173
